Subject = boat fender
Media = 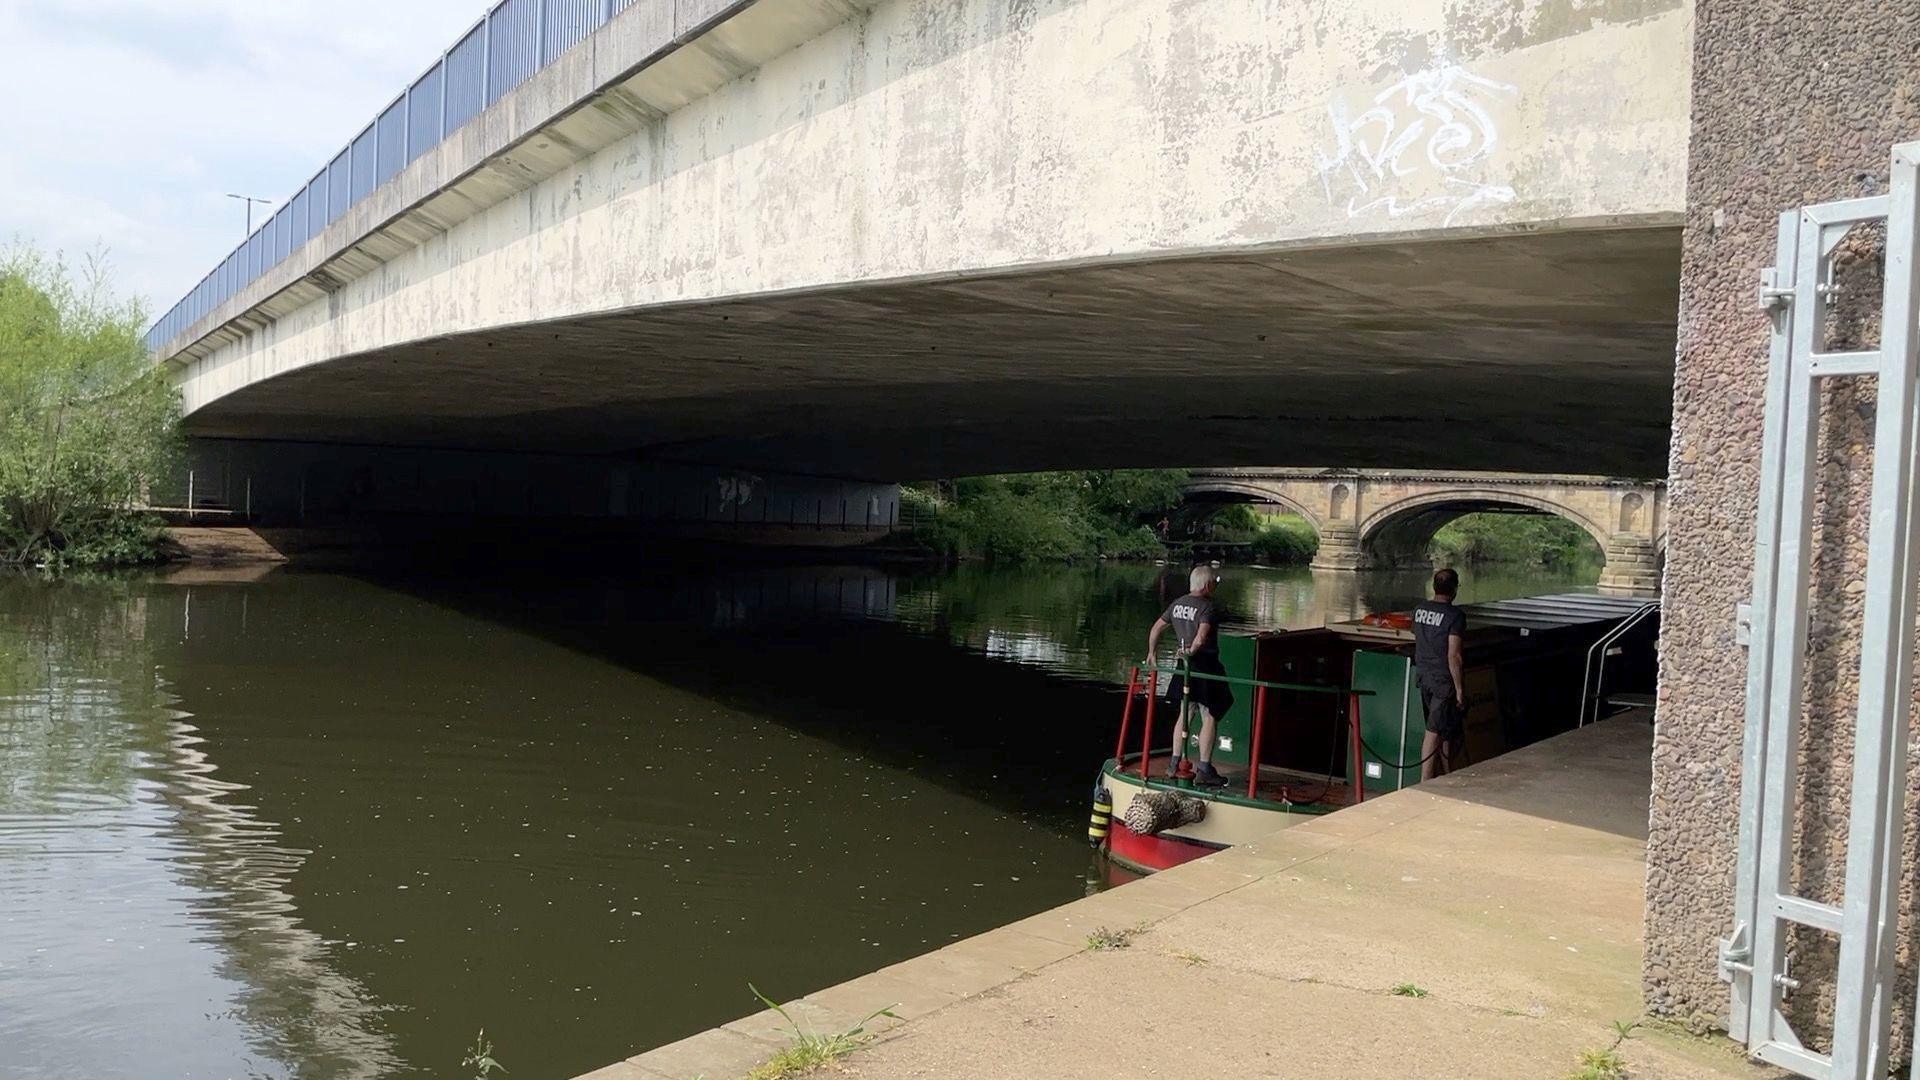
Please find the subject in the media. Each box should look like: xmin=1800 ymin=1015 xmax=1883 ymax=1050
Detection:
xmin=1122 ymin=789 xmax=1207 ymax=836
xmin=1087 ymin=787 xmax=1113 ymax=847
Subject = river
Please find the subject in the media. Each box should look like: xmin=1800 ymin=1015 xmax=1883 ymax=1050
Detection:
xmin=0 ymin=558 xmax=1597 ymax=1079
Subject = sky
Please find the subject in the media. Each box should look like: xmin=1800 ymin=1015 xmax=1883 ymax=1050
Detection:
xmin=0 ymin=0 xmax=488 ymax=321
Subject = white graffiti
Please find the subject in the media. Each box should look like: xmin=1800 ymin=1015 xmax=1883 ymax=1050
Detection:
xmin=1313 ymin=64 xmax=1518 ymax=227
xmin=716 ymin=474 xmax=760 ymax=509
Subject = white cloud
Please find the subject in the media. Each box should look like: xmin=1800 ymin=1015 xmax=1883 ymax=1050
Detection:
xmin=0 ymin=0 xmax=485 ymax=318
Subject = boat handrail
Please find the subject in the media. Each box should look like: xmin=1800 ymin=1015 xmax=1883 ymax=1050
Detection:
xmin=1576 ymin=601 xmax=1660 ymax=727
xmin=1137 ymin=662 xmax=1376 ymax=697
xmin=1116 ymin=661 xmax=1375 ymax=806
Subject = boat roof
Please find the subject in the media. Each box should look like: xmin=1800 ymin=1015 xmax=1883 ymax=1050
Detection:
xmin=1454 ymin=592 xmax=1655 ymax=632
xmin=1318 ymin=591 xmax=1656 ymax=640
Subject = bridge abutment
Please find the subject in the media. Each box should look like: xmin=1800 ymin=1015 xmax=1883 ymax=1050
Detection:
xmin=1597 ymin=534 xmax=1661 ymax=597
xmin=1308 ymin=524 xmax=1368 ymax=571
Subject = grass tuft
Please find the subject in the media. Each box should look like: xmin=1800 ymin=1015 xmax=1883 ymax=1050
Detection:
xmin=462 ymin=1029 xmax=506 ymax=1079
xmin=1388 ymin=983 xmax=1429 ymax=999
xmin=741 ymin=984 xmax=898 ymax=1080
xmin=1567 ymin=1047 xmax=1629 ymax=1080
xmin=1085 ymin=924 xmax=1143 ymax=951
xmin=1168 ymin=949 xmax=1209 ymax=966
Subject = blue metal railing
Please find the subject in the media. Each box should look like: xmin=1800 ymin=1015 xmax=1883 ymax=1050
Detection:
xmin=146 ymin=0 xmax=657 ymax=354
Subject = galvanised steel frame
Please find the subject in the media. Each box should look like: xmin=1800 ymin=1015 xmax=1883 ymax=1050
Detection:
xmin=1724 ymin=140 xmax=1920 ymax=1080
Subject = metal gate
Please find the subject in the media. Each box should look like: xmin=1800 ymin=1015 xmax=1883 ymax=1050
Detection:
xmin=1723 ymin=141 xmax=1920 ymax=1079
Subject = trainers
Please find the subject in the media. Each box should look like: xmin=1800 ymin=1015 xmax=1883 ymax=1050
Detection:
xmin=1192 ymin=763 xmax=1228 ymax=788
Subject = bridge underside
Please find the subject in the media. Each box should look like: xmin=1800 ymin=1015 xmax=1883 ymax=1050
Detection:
xmin=185 ymin=226 xmax=1679 ymax=482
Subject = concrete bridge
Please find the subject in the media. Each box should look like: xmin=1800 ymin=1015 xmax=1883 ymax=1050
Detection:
xmin=1184 ymin=468 xmax=1665 ymax=593
xmin=148 ymin=0 xmax=1690 ymax=496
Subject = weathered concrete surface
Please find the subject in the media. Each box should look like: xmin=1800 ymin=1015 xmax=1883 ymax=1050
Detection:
xmin=1186 ymin=468 xmax=1666 ymax=591
xmin=587 ymin=719 xmax=1782 ymax=1080
xmin=153 ymin=0 xmax=820 ymax=363
xmin=158 ymin=527 xmax=290 ymax=565
xmin=170 ymin=0 xmax=1691 ymax=481
xmin=1643 ymin=0 xmax=1920 ymax=1048
xmin=167 ymin=436 xmax=899 ymax=531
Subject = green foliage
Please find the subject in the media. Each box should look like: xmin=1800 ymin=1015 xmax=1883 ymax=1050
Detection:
xmin=906 ymin=470 xmax=1187 ymax=562
xmin=1247 ymin=514 xmax=1319 ymax=565
xmin=0 ymin=244 xmax=180 ymax=569
xmin=1566 ymin=1047 xmax=1628 ymax=1080
xmin=1083 ymin=469 xmax=1188 ymax=521
xmin=1085 ymin=924 xmax=1142 ymax=951
xmin=743 ymin=984 xmax=898 ymax=1080
xmin=1388 ymin=982 xmax=1429 ymax=999
xmin=1428 ymin=512 xmax=1602 ymax=569
xmin=1203 ymin=504 xmax=1263 ymax=535
xmin=461 ymin=1029 xmax=506 ymax=1078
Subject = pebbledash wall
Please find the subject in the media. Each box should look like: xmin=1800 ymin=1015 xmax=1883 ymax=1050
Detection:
xmin=1646 ymin=0 xmax=1920 ymax=1048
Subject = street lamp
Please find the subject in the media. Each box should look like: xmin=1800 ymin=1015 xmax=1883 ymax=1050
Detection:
xmin=226 ymin=193 xmax=272 ymax=235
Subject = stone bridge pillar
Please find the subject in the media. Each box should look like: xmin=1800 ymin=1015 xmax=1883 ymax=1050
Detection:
xmin=1597 ymin=534 xmax=1661 ymax=596
xmin=1309 ymin=522 xmax=1367 ymax=570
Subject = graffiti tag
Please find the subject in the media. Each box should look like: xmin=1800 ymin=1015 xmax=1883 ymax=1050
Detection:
xmin=716 ymin=474 xmax=759 ymax=509
xmin=1313 ymin=64 xmax=1518 ymax=227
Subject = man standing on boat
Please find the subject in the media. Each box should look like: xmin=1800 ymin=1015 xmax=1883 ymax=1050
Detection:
xmin=1145 ymin=565 xmax=1234 ymax=788
xmin=1412 ymin=567 xmax=1467 ymax=781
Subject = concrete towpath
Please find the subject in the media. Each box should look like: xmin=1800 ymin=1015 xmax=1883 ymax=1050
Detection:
xmin=582 ymin=717 xmax=1786 ymax=1080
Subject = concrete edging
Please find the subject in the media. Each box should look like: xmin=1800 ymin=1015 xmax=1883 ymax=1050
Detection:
xmin=576 ymin=761 xmax=1447 ymax=1079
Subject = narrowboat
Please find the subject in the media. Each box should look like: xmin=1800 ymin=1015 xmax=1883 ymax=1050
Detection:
xmin=1091 ymin=593 xmax=1658 ymax=876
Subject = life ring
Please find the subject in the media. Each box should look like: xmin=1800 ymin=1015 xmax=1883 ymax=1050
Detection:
xmin=1360 ymin=611 xmax=1414 ymax=630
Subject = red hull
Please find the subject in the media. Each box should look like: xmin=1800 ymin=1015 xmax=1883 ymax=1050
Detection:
xmin=1106 ymin=825 xmax=1219 ymax=874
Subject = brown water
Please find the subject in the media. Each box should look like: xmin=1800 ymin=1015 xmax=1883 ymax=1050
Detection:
xmin=0 ymin=558 xmax=1595 ymax=1078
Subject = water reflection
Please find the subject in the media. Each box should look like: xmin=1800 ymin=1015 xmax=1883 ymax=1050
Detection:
xmin=885 ymin=560 xmax=1598 ymax=684
xmin=0 ymin=557 xmax=1595 ymax=1079
xmin=0 ymin=578 xmax=397 ymax=1079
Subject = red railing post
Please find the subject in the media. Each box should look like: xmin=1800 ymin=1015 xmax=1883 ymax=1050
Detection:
xmin=1139 ymin=668 xmax=1158 ymax=778
xmin=1349 ymin=691 xmax=1365 ymax=805
xmin=1115 ymin=666 xmax=1140 ymax=768
xmin=1246 ymin=685 xmax=1267 ymax=799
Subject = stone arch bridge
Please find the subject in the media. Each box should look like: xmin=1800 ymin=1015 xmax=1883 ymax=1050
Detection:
xmin=1183 ymin=469 xmax=1664 ymax=594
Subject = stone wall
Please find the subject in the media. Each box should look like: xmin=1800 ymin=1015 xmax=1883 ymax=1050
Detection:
xmin=1645 ymin=0 xmax=1920 ymax=1046
xmin=1183 ymin=469 xmax=1664 ymax=592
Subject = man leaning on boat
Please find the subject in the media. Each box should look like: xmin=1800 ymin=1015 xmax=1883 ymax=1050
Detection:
xmin=1145 ymin=565 xmax=1234 ymax=788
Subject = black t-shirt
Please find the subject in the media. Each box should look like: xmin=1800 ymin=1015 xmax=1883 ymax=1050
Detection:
xmin=1412 ymin=599 xmax=1465 ymax=686
xmin=1162 ymin=592 xmax=1224 ymax=655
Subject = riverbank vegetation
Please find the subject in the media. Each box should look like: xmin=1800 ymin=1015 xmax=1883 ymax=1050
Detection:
xmin=903 ymin=470 xmax=1186 ymax=561
xmin=1429 ymin=513 xmax=1601 ymax=569
xmin=906 ymin=477 xmax=1605 ymax=570
xmin=745 ymin=985 xmax=898 ymax=1080
xmin=1199 ymin=506 xmax=1318 ymax=565
xmin=0 ymin=246 xmax=179 ymax=570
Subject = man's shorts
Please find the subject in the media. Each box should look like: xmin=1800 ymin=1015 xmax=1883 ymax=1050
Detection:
xmin=1165 ymin=652 xmax=1236 ymax=720
xmin=1418 ymin=676 xmax=1464 ymax=739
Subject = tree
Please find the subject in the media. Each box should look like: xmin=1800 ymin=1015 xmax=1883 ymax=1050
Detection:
xmin=908 ymin=469 xmax=1188 ymax=562
xmin=0 ymin=245 xmax=181 ymax=568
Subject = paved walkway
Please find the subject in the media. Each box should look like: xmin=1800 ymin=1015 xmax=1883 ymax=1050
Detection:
xmin=582 ymin=717 xmax=1785 ymax=1080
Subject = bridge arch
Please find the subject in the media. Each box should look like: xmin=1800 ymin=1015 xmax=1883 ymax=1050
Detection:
xmin=1176 ymin=480 xmax=1325 ymax=536
xmin=1356 ymin=488 xmax=1611 ymax=567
